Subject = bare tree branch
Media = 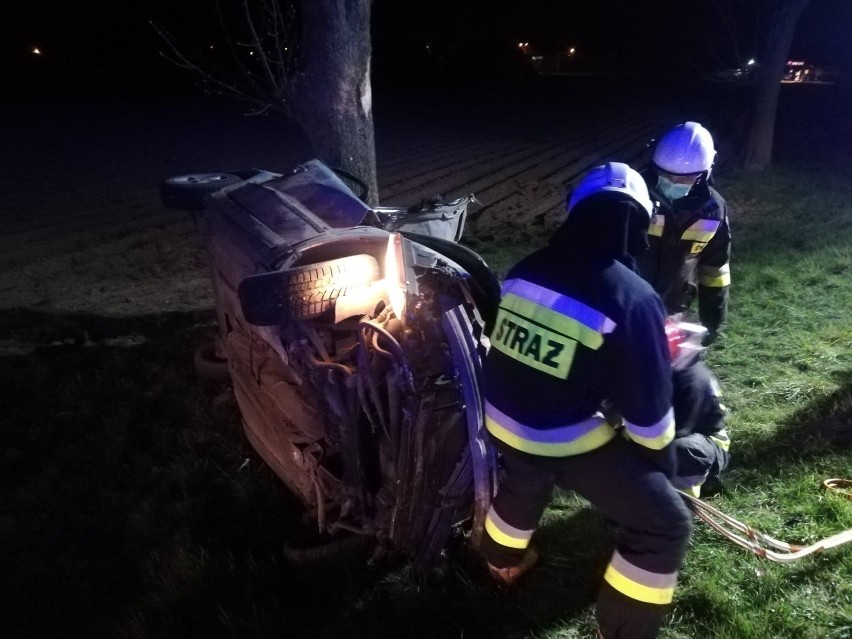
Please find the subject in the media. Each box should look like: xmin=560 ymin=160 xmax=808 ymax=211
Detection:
xmin=242 ymin=0 xmax=278 ymax=92
xmin=152 ymin=0 xmax=378 ymax=203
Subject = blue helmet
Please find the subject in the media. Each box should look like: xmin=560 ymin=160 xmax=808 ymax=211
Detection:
xmin=567 ymin=162 xmax=653 ymax=219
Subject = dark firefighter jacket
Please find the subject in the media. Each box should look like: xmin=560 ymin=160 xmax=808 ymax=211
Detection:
xmin=483 ymin=194 xmax=675 ymax=460
xmin=638 ymin=169 xmax=731 ymax=338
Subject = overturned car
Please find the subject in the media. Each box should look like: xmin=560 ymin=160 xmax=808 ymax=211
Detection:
xmin=161 ymin=160 xmax=501 ymax=565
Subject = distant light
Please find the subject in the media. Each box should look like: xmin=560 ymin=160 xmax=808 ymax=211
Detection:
xmin=32 ymin=47 xmax=41 ymax=55
xmin=518 ymin=42 xmax=524 ymax=47
xmin=569 ymin=47 xmax=576 ymax=55
xmin=525 ymin=42 xmax=529 ymax=47
xmin=209 ymin=45 xmax=214 ymax=50
xmin=249 ymin=51 xmax=254 ymax=56
xmin=747 ymin=58 xmax=756 ymax=66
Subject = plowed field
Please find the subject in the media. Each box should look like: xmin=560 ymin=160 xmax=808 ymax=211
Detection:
xmin=1 ymin=79 xmax=740 ymax=322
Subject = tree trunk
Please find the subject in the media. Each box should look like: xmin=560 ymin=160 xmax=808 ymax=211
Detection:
xmin=742 ymin=0 xmax=810 ymax=172
xmin=292 ymin=0 xmax=379 ymax=205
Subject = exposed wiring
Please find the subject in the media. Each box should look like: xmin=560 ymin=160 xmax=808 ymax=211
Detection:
xmin=359 ymin=318 xmax=415 ymax=395
xmin=357 ymin=321 xmax=389 ymax=432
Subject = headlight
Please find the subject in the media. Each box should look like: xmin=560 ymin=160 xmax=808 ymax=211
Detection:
xmin=385 ymin=232 xmax=407 ymax=320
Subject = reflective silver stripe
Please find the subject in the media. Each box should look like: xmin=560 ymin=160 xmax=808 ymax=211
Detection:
xmin=698 ymin=263 xmax=731 ymax=287
xmin=709 ymin=376 xmax=721 ymax=397
xmin=682 ymin=218 xmax=721 ymax=242
xmin=673 ymin=473 xmax=708 ymax=490
xmin=711 ymin=428 xmax=729 ymax=441
xmin=709 ymin=429 xmax=731 ymax=452
xmin=484 ymin=401 xmax=616 ymax=457
xmin=486 ymin=402 xmax=606 ymax=444
xmin=485 ymin=507 xmax=534 ymax=549
xmin=502 ymin=278 xmax=616 ymax=335
xmin=624 ymin=408 xmax=675 ymax=449
xmin=609 ymin=550 xmax=678 ymax=590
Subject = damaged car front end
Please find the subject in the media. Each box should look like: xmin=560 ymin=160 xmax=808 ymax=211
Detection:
xmin=161 ymin=160 xmax=500 ymax=564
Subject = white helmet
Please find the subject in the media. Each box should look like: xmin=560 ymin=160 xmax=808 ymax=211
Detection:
xmin=653 ymin=122 xmax=716 ymax=176
xmin=567 ymin=162 xmax=653 ymax=219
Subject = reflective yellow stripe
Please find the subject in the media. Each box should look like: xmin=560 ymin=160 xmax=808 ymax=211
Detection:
xmin=682 ymin=230 xmax=716 ymax=242
xmin=698 ymin=263 xmax=731 ymax=287
xmin=485 ymin=414 xmax=616 ymax=457
xmin=686 ymin=484 xmax=701 ymax=497
xmin=486 ymin=518 xmax=527 ymax=548
xmin=709 ymin=428 xmax=731 ymax=452
xmin=501 ymin=293 xmax=606 ymax=350
xmin=604 ymin=564 xmax=675 ymax=605
xmin=624 ymin=409 xmax=675 ymax=450
xmin=648 ymin=214 xmax=665 ymax=238
xmin=626 ymin=425 xmax=675 ymax=450
xmin=682 ymin=219 xmax=721 ymax=243
xmin=485 ymin=516 xmax=531 ymax=549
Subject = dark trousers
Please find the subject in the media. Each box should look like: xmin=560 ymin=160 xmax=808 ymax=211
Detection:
xmin=482 ymin=437 xmax=693 ymax=639
xmin=671 ymin=362 xmax=730 ymax=493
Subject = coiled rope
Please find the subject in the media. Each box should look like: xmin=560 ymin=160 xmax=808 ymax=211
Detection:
xmin=680 ymin=483 xmax=852 ymax=563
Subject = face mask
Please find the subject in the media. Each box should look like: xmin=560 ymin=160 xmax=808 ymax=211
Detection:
xmin=658 ymin=175 xmax=693 ymax=201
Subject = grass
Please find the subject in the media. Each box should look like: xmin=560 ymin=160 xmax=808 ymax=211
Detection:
xmin=1 ymin=161 xmax=851 ymax=638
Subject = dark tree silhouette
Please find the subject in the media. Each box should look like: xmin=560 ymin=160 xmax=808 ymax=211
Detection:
xmin=679 ymin=0 xmax=814 ymax=170
xmin=156 ymin=0 xmax=379 ymax=205
xmin=742 ymin=0 xmax=812 ymax=171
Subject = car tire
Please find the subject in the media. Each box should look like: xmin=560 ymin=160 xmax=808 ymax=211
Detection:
xmin=193 ymin=342 xmax=231 ymax=382
xmin=239 ymin=254 xmax=381 ymax=325
xmin=160 ymin=173 xmax=244 ymax=210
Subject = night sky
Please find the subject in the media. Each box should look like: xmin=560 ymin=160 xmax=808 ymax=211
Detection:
xmin=3 ymin=1 xmax=851 ymax=95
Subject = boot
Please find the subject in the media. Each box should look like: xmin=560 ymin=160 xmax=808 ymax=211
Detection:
xmin=487 ymin=548 xmax=539 ymax=587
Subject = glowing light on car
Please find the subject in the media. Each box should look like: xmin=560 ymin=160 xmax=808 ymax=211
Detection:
xmin=32 ymin=48 xmax=41 ymax=55
xmin=331 ymin=264 xmax=376 ymax=289
xmin=747 ymin=59 xmax=756 ymax=66
xmin=385 ymin=233 xmax=407 ymax=320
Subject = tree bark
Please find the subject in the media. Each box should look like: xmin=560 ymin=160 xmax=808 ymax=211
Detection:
xmin=742 ymin=0 xmax=811 ymax=171
xmin=292 ymin=0 xmax=379 ymax=205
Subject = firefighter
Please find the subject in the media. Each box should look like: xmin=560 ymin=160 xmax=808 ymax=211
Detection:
xmin=666 ymin=327 xmax=731 ymax=497
xmin=640 ymin=122 xmax=733 ymax=496
xmin=638 ymin=121 xmax=731 ymax=346
xmin=481 ymin=163 xmax=692 ymax=639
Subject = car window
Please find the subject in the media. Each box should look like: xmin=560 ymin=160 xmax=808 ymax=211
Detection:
xmin=270 ymin=161 xmax=370 ymax=228
xmin=227 ymin=184 xmax=327 ymax=247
